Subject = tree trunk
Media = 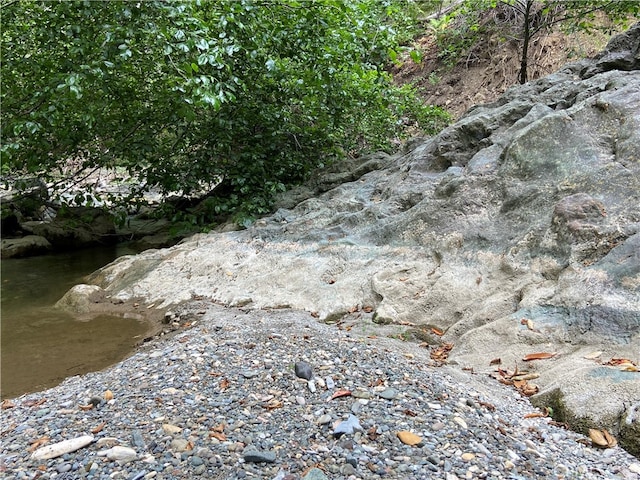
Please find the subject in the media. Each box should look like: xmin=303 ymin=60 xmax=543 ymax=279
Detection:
xmin=518 ymin=0 xmax=534 ymax=84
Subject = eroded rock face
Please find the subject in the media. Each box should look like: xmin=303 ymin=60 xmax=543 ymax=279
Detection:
xmin=88 ymin=24 xmax=640 ymax=454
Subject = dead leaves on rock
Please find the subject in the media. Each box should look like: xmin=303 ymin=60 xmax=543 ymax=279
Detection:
xmin=430 ymin=343 xmax=454 ymax=364
xmin=605 ymin=358 xmax=639 ymax=372
xmin=490 ymin=366 xmax=539 ymax=396
xmin=589 ymin=428 xmax=617 ymax=448
xmin=583 ymin=353 xmax=639 ymax=372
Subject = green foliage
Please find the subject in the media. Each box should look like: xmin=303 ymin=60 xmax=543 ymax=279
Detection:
xmin=1 ymin=0 xmax=448 ymax=226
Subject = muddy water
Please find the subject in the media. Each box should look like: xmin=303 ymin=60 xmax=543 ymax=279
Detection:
xmin=1 ymin=246 xmax=151 ymax=399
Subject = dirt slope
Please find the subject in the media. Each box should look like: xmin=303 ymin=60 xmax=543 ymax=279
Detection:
xmin=393 ymin=16 xmax=618 ymax=120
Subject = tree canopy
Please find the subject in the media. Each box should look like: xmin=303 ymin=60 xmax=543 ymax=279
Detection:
xmin=1 ymin=0 xmax=448 ymax=225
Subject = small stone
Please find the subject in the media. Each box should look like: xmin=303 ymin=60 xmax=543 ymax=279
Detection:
xmin=101 ymin=446 xmax=137 ymax=463
xmin=241 ymin=370 xmax=260 ymax=379
xmin=396 ymin=431 xmax=422 ymax=446
xmin=378 ymin=387 xmax=398 ymax=400
xmin=333 ymin=414 xmax=363 ymax=438
xmin=170 ymin=439 xmax=190 ymax=452
xmin=307 ymin=379 xmax=317 ymax=393
xmin=325 ymin=376 xmax=335 ymax=389
xmin=296 ymin=396 xmax=306 ymax=405
xmin=190 ymin=456 xmax=204 ymax=466
xmin=461 ymin=452 xmax=475 ymax=461
xmin=162 ymin=424 xmax=182 ymax=435
xmin=341 ymin=463 xmax=358 ymax=476
xmin=302 ymin=467 xmax=329 ymax=480
xmin=317 ymin=414 xmax=332 ymax=425
xmin=352 ymin=388 xmax=371 ymax=399
xmin=453 ymin=416 xmax=467 ymax=429
xmin=243 ymin=446 xmax=276 ymax=463
xmin=295 ymin=361 xmax=313 ymax=380
xmin=131 ymin=430 xmax=146 ymax=448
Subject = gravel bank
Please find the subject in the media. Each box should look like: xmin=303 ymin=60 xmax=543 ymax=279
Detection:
xmin=2 ymin=302 xmax=639 ymax=480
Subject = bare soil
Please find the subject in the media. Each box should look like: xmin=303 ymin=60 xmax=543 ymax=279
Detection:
xmin=392 ymin=20 xmax=617 ymax=120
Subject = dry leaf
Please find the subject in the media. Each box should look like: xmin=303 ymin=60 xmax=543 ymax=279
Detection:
xmin=348 ymin=305 xmax=359 ymax=314
xmin=523 ymin=352 xmax=557 ymax=361
xmin=583 ymin=351 xmax=603 ymax=360
xmin=362 ymin=306 xmax=374 ymax=313
xmin=104 ymin=390 xmax=114 ymax=401
xmin=431 ymin=327 xmax=444 ymax=336
xmin=403 ymin=409 xmax=418 ymax=417
xmin=589 ymin=428 xmax=617 ymax=448
xmin=478 ymin=401 xmax=496 ymax=411
xmin=210 ymin=432 xmax=226 ymax=441
xmin=524 ymin=412 xmax=547 ymax=419
xmin=431 ymin=343 xmax=454 ymax=363
xmin=219 ymin=378 xmax=230 ymax=391
xmin=91 ymin=422 xmax=106 ymax=434
xmin=78 ymin=404 xmax=94 ymax=411
xmin=489 ymin=358 xmax=501 ymax=366
xmin=1 ymin=399 xmax=16 ymax=409
xmin=367 ymin=426 xmax=380 ymax=441
xmin=27 ymin=436 xmax=50 ymax=452
xmin=330 ymin=389 xmax=352 ymax=400
xmin=520 ymin=318 xmax=535 ymax=330
xmin=606 ymin=358 xmax=639 ymax=372
xmin=263 ymin=399 xmax=283 ymax=410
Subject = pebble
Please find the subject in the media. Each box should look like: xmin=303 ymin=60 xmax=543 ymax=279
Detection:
xmin=2 ymin=303 xmax=638 ymax=480
xmin=333 ymin=414 xmax=363 ymax=438
xmin=242 ymin=446 xmax=277 ymax=463
xmin=294 ymin=361 xmax=313 ymax=380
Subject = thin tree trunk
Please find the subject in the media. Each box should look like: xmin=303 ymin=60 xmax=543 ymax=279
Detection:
xmin=519 ymin=0 xmax=534 ymax=84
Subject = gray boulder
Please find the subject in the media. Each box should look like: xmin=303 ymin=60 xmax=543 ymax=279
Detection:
xmin=85 ymin=24 xmax=640 ymax=455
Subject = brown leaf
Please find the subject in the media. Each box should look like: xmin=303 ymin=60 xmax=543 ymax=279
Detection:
xmin=27 ymin=436 xmax=50 ymax=452
xmin=478 ymin=401 xmax=496 ymax=411
xmin=369 ymin=378 xmax=385 ymax=387
xmin=523 ymin=352 xmax=557 ymax=361
xmin=330 ymin=389 xmax=352 ymax=400
xmin=430 ymin=343 xmax=454 ymax=363
xmin=24 ymin=398 xmax=46 ymax=407
xmin=367 ymin=426 xmax=380 ymax=441
xmin=212 ymin=423 xmax=226 ymax=433
xmin=1 ymin=399 xmax=16 ymax=409
xmin=210 ymin=432 xmax=226 ymax=441
xmin=348 ymin=305 xmax=359 ymax=314
xmin=362 ymin=306 xmax=374 ymax=313
xmin=431 ymin=327 xmax=444 ymax=336
xmin=589 ymin=428 xmax=617 ymax=448
xmin=524 ymin=412 xmax=547 ymax=419
xmin=91 ymin=422 xmax=106 ymax=434
xmin=263 ymin=399 xmax=283 ymax=410
xmin=489 ymin=358 xmax=501 ymax=366
xmin=79 ymin=404 xmax=94 ymax=411
xmin=403 ymin=409 xmax=418 ymax=417
xmin=219 ymin=378 xmax=230 ymax=391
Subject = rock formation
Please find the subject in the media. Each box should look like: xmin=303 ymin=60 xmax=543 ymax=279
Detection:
xmin=77 ymin=23 xmax=640 ymax=454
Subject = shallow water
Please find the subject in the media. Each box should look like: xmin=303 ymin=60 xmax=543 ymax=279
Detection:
xmin=1 ymin=245 xmax=150 ymax=399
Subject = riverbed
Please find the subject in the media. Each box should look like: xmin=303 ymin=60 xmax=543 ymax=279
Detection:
xmin=0 ymin=245 xmax=152 ymax=399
